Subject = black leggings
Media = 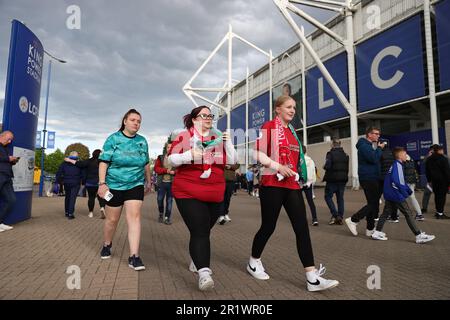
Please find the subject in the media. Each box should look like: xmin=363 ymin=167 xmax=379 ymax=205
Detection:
xmin=251 ymin=187 xmax=315 ymax=268
xmin=86 ymin=186 xmax=106 ymax=212
xmin=175 ymin=198 xmax=222 ymax=270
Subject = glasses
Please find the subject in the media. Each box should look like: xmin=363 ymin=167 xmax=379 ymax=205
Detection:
xmin=197 ymin=114 xmax=214 ymax=120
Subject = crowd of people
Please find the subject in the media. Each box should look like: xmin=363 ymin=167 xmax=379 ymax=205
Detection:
xmin=1 ymin=97 xmax=449 ymax=293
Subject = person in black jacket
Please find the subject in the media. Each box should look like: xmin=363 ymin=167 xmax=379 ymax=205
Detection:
xmin=65 ymin=149 xmax=106 ymax=219
xmin=56 ymin=151 xmax=83 ymax=219
xmin=323 ymin=139 xmax=349 ymax=225
xmin=378 ymin=143 xmax=395 ymax=221
xmin=0 ymin=131 xmax=19 ymax=232
xmin=425 ymin=145 xmax=450 ymax=219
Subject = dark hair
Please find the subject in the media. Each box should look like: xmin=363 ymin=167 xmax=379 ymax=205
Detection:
xmin=92 ymin=149 xmax=101 ymax=159
xmin=282 ymin=83 xmax=292 ymax=96
xmin=432 ymin=144 xmax=443 ymax=153
xmin=120 ymin=109 xmax=141 ymax=131
xmin=183 ymin=106 xmax=211 ymax=129
xmin=393 ymin=147 xmax=406 ymax=158
xmin=332 ymin=138 xmax=341 ymax=148
xmin=365 ymin=126 xmax=380 ymax=136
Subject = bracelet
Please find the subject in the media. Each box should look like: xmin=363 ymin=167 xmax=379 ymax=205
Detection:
xmin=99 ymin=182 xmax=107 ymax=186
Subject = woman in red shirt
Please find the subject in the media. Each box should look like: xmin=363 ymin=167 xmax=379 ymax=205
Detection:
xmin=247 ymin=95 xmax=339 ymax=292
xmin=168 ymin=106 xmax=236 ymax=291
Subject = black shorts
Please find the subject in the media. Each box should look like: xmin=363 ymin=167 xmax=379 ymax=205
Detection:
xmin=107 ymin=185 xmax=144 ymax=207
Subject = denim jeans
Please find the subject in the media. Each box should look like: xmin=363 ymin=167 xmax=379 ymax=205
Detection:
xmin=0 ymin=175 xmax=16 ymax=223
xmin=157 ymin=182 xmax=173 ymax=219
xmin=324 ymin=182 xmax=346 ymax=218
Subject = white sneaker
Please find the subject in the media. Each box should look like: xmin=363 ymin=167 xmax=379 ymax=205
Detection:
xmin=217 ymin=216 xmax=226 ymax=225
xmin=345 ymin=218 xmax=358 ymax=236
xmin=189 ymin=260 xmax=213 ymax=274
xmin=224 ymin=215 xmax=231 ymax=222
xmin=307 ymin=264 xmax=339 ymax=292
xmin=198 ymin=268 xmax=214 ymax=291
xmin=0 ymin=223 xmax=13 ymax=231
xmin=366 ymin=229 xmax=375 ymax=237
xmin=416 ymin=232 xmax=435 ymax=244
xmin=372 ymin=230 xmax=388 ymax=241
xmin=88 ymin=212 xmax=93 ymax=218
xmin=247 ymin=258 xmax=270 ymax=280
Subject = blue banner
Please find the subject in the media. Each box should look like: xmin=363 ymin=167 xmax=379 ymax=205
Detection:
xmin=356 ymin=14 xmax=425 ymax=112
xmin=231 ymin=104 xmax=246 ymax=145
xmin=436 ymin=0 xmax=450 ymax=91
xmin=383 ymin=128 xmax=447 ymax=188
xmin=306 ymin=52 xmax=349 ymax=126
xmin=35 ymin=131 xmax=42 ymax=148
xmin=231 ymin=104 xmax=246 ymax=131
xmin=47 ymin=131 xmax=55 ymax=149
xmin=248 ymin=92 xmax=270 ymax=142
xmin=217 ymin=115 xmax=227 ymax=132
xmin=2 ymin=20 xmax=44 ymax=224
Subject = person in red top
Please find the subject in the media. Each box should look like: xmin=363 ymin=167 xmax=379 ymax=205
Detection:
xmin=246 ymin=95 xmax=339 ymax=292
xmin=168 ymin=105 xmax=237 ymax=291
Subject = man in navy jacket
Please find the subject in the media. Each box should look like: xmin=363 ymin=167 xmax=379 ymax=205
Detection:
xmin=56 ymin=151 xmax=83 ymax=219
xmin=0 ymin=131 xmax=19 ymax=232
xmin=371 ymin=147 xmax=435 ymax=244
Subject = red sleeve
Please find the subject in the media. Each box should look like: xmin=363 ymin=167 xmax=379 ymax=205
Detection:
xmin=168 ymin=131 xmax=190 ymax=156
xmin=154 ymin=157 xmax=167 ymax=175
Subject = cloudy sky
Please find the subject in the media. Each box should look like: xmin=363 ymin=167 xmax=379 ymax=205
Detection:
xmin=0 ymin=0 xmax=334 ymax=158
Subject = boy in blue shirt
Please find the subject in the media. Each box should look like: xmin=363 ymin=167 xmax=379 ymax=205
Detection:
xmin=372 ymin=147 xmax=435 ymax=244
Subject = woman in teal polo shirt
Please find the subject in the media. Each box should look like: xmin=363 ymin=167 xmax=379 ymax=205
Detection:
xmin=97 ymin=109 xmax=151 ymax=271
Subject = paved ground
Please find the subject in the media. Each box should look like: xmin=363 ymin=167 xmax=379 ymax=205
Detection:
xmin=0 ymin=187 xmax=449 ymax=300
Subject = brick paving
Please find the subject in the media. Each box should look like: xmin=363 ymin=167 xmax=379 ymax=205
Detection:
xmin=0 ymin=188 xmax=449 ymax=300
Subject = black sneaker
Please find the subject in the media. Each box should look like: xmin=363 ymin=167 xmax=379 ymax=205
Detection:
xmin=68 ymin=214 xmax=75 ymax=220
xmin=158 ymin=215 xmax=163 ymax=223
xmin=100 ymin=243 xmax=112 ymax=259
xmin=312 ymin=220 xmax=319 ymax=226
xmin=435 ymin=213 xmax=450 ymax=219
xmin=128 ymin=255 xmax=145 ymax=271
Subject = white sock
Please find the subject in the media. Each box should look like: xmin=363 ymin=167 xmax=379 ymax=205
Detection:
xmin=306 ymin=270 xmax=318 ymax=282
xmin=198 ymin=267 xmax=211 ymax=276
xmin=249 ymin=256 xmax=260 ymax=265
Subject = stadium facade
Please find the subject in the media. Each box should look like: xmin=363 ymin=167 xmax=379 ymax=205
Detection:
xmin=216 ymin=0 xmax=450 ymax=187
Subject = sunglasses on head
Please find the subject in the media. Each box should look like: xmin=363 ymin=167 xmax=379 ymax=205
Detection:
xmin=197 ymin=114 xmax=214 ymax=120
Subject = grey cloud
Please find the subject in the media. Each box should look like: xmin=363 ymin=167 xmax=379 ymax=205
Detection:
xmin=0 ymin=0 xmax=336 ymax=154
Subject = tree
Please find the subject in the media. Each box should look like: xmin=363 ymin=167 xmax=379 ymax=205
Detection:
xmin=34 ymin=148 xmax=45 ymax=168
xmin=65 ymin=143 xmax=90 ymax=160
xmin=45 ymin=149 xmax=65 ymax=174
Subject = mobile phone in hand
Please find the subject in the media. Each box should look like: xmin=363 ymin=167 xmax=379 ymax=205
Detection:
xmin=104 ymin=191 xmax=114 ymax=201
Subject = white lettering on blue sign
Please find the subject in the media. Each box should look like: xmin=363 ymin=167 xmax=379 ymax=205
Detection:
xmin=318 ymin=77 xmax=334 ymax=109
xmin=371 ymin=46 xmax=404 ymax=89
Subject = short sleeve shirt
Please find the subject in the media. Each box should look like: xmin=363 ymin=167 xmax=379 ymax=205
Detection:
xmin=99 ymin=131 xmax=149 ymax=190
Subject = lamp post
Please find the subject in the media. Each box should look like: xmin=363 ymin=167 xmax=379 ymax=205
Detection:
xmin=38 ymin=51 xmax=66 ymax=197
